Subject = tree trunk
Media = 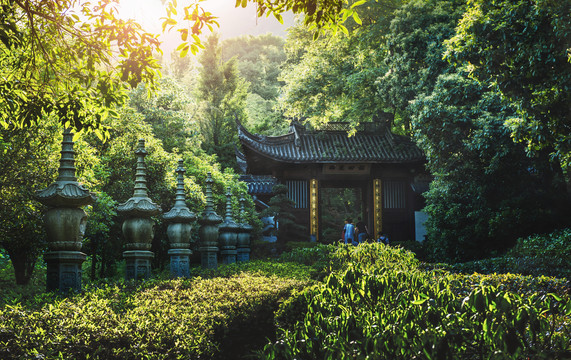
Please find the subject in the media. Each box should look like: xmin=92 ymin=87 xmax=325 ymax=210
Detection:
xmin=91 ymin=235 xmax=99 ymax=281
xmin=8 ymin=249 xmax=36 ymax=285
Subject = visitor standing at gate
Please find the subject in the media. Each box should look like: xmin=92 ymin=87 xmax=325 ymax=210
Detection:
xmin=344 ymin=218 xmax=356 ymax=246
xmin=356 ymin=217 xmax=369 ymax=244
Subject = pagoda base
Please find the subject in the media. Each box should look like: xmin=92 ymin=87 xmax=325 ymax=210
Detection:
xmin=199 ymin=247 xmax=218 ymax=269
xmin=221 ymin=249 xmax=237 ymax=265
xmin=237 ymin=248 xmax=251 ymax=262
xmin=168 ymin=248 xmax=192 ymax=278
xmin=124 ymin=250 xmax=154 ymax=280
xmin=45 ymin=251 xmax=86 ymax=292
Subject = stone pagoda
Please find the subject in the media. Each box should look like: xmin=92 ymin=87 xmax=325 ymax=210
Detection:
xmin=164 ymin=160 xmax=196 ymax=277
xmin=218 ymin=188 xmax=239 ymax=264
xmin=117 ymin=139 xmax=161 ymax=280
xmin=34 ymin=128 xmax=96 ymax=292
xmin=236 ymin=197 xmax=252 ymax=262
xmin=197 ymin=172 xmax=222 ymax=269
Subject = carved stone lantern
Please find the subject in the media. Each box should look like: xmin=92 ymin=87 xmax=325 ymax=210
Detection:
xmin=164 ymin=160 xmax=196 ymax=277
xmin=218 ymin=187 xmax=239 ymax=264
xmin=34 ymin=128 xmax=96 ymax=292
xmin=198 ymin=172 xmax=222 ymax=269
xmin=117 ymin=139 xmax=161 ymax=280
xmin=237 ymin=197 xmax=252 ymax=262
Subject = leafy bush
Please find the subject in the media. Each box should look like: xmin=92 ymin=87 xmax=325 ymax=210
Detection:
xmin=189 ymin=259 xmax=316 ymax=280
xmin=278 ymin=243 xmax=334 ymax=265
xmin=446 ymin=273 xmax=570 ymax=299
xmin=0 ymin=261 xmax=49 ymax=308
xmin=262 ymin=243 xmax=571 ymax=359
xmin=0 ymin=274 xmax=307 ymax=360
xmin=391 ymin=240 xmax=427 ymax=260
xmin=451 ymin=229 xmax=571 ymax=278
xmin=278 ymin=243 xmax=335 ymax=280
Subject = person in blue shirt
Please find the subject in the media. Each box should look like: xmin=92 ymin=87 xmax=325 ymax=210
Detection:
xmin=377 ymin=232 xmax=389 ymax=245
xmin=343 ymin=218 xmax=356 ymax=246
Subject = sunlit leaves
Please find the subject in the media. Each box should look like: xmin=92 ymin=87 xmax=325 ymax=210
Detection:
xmin=0 ymin=0 xmax=162 ymax=133
xmin=162 ymin=0 xmax=219 ymax=56
xmin=164 ymin=0 xmax=376 ymax=55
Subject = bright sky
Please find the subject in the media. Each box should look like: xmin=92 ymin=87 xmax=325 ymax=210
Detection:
xmin=116 ymin=0 xmax=294 ymax=38
xmin=115 ymin=0 xmax=294 ymax=60
xmin=116 ymin=0 xmax=166 ymax=33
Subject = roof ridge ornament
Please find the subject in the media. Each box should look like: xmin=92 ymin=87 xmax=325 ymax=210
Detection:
xmin=289 ymin=120 xmax=304 ymax=148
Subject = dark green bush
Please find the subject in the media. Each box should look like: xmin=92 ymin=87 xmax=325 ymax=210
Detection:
xmin=262 ymin=243 xmax=571 ymax=359
xmin=277 ymin=243 xmax=335 ymax=280
xmin=451 ymin=229 xmax=571 ymax=278
xmin=0 ymin=274 xmax=308 ymax=360
xmin=391 ymin=240 xmax=427 ymax=260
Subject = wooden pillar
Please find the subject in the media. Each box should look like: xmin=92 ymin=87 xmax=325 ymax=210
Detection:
xmin=309 ymin=179 xmax=319 ymax=242
xmin=373 ymin=179 xmax=382 ymax=239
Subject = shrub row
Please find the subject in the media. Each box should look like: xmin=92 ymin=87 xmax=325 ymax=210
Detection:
xmin=188 ymin=259 xmax=318 ymax=281
xmin=263 ymin=243 xmax=571 ymax=360
xmin=2 ymin=241 xmax=569 ymax=359
xmin=0 ymin=274 xmax=308 ymax=360
xmin=449 ymin=229 xmax=571 ymax=278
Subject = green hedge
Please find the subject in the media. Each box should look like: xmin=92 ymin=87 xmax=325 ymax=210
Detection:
xmin=262 ymin=243 xmax=571 ymax=360
xmin=188 ymin=259 xmax=317 ymax=280
xmin=0 ymin=274 xmax=308 ymax=360
xmin=2 ymin=242 xmax=569 ymax=360
xmin=451 ymin=229 xmax=571 ymax=278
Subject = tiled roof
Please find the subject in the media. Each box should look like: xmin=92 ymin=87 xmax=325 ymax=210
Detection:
xmin=238 ymin=122 xmax=424 ymax=164
xmin=238 ymin=175 xmax=277 ymax=195
xmin=235 ymin=147 xmax=248 ymax=173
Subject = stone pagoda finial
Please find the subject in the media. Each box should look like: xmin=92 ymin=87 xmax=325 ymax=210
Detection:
xmin=224 ymin=188 xmax=234 ymax=221
xmin=164 ymin=160 xmax=196 ymax=222
xmin=117 ymin=139 xmax=161 ymax=218
xmin=34 ymin=128 xmax=96 ymax=292
xmin=237 ymin=196 xmax=253 ymax=262
xmin=198 ymin=172 xmax=222 ymax=269
xmin=35 ymin=128 xmax=96 ymax=207
xmin=118 ymin=139 xmax=161 ymax=280
xmin=164 ymin=160 xmax=196 ymax=277
xmin=219 ymin=187 xmax=239 ymax=264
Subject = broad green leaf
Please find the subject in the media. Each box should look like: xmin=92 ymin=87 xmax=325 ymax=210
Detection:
xmin=352 ymin=12 xmax=362 ymax=25
xmin=548 ymin=293 xmax=562 ymax=301
xmin=350 ymin=0 xmax=367 ymax=9
xmin=411 ymin=298 xmax=428 ymax=305
xmin=180 ymin=45 xmax=189 ymax=57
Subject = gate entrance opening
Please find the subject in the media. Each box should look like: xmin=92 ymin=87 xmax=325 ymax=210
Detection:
xmin=320 ymin=187 xmax=364 ymax=244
